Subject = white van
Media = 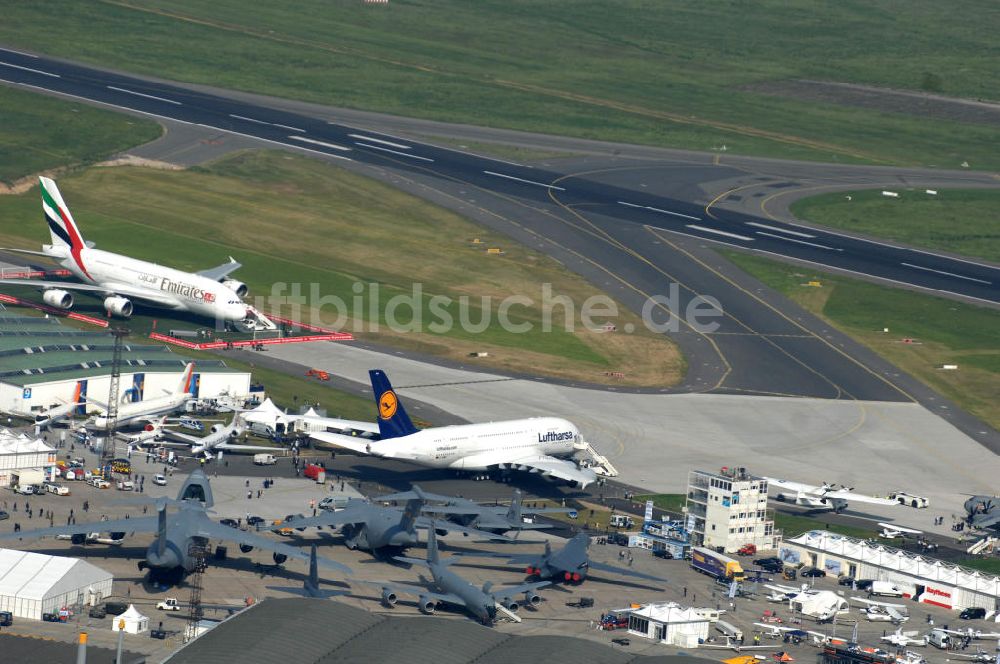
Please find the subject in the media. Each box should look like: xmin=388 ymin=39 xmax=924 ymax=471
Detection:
xmin=253 ymin=453 xmax=277 ymax=466
xmin=926 ymin=629 xmax=951 ymax=649
xmin=869 ymin=581 xmax=903 ymax=598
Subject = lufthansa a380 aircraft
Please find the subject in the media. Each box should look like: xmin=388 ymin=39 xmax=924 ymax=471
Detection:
xmin=310 ymin=370 xmax=599 ymax=489
xmin=0 ymin=177 xmax=250 ymax=322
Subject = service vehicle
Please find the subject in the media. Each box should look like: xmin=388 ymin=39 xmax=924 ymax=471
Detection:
xmin=868 ymin=581 xmax=903 ymax=598
xmin=690 ymin=546 xmax=745 ymax=581
xmin=318 ymin=495 xmax=349 ymax=511
xmin=253 ymin=453 xmax=277 ymax=466
xmin=15 ymin=484 xmax=35 ymax=495
xmin=960 ymin=607 xmax=987 ymax=620
xmin=887 ymin=491 xmax=929 ymax=508
xmin=45 ymin=483 xmax=71 ymax=496
xmin=736 ymin=543 xmax=757 ymax=556
xmin=609 ymin=514 xmax=635 ymax=528
xmin=927 ymin=629 xmax=951 ymax=649
xmin=90 ymin=478 xmax=111 ymax=489
xmin=566 ymin=597 xmax=595 ymax=608
xmin=156 ymin=598 xmax=182 ymax=612
xmin=153 ymin=474 xmax=167 ymax=486
xmin=116 ymin=480 xmax=135 ymax=491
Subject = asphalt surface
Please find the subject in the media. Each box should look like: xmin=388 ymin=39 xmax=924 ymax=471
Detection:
xmin=1 ymin=47 xmax=998 ymax=441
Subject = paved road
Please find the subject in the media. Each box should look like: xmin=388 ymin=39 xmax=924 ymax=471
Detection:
xmin=1 ymin=48 xmax=996 ymax=303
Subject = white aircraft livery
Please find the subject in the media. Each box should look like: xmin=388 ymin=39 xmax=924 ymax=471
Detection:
xmin=92 ymin=363 xmax=196 ymax=429
xmin=310 ymin=370 xmax=598 ymax=489
xmin=0 ymin=177 xmax=249 ymax=322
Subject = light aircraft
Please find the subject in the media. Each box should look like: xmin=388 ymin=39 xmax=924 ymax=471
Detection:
xmin=942 ymin=627 xmax=1000 ymax=641
xmin=951 ymin=646 xmax=999 ymax=662
xmin=375 ymin=527 xmax=550 ymax=625
xmin=751 ymin=623 xmax=847 ymax=646
xmin=881 ymin=628 xmax=927 ymax=647
xmin=309 ymin=370 xmax=599 ymax=488
xmin=0 ymin=469 xmax=351 ymax=584
xmin=276 ymin=486 xmax=509 ymax=554
xmin=851 ymin=597 xmax=909 ymax=624
xmin=766 ymin=478 xmax=898 ymax=513
xmin=90 ymin=363 xmax=196 ymax=429
xmin=376 ymin=487 xmax=572 ymax=535
xmin=461 ymin=532 xmax=667 ymax=586
xmin=878 ymin=522 xmax=924 ymax=539
xmin=157 ymin=417 xmax=276 ymax=458
xmin=0 ymin=177 xmax=252 ymax=323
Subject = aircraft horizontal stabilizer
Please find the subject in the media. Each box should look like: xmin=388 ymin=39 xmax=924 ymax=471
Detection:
xmin=310 ymin=431 xmax=381 ymax=455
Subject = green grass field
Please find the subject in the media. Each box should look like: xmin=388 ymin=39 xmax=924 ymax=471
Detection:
xmin=792 ymin=189 xmax=1000 ymax=263
xmin=721 ymin=250 xmax=1000 ymax=430
xmin=635 ymin=494 xmax=687 ymax=514
xmin=0 ymin=152 xmax=681 ymax=386
xmin=958 ymin=557 xmax=1000 ymax=575
xmin=0 ymin=85 xmax=161 ymax=184
xmin=1 ymin=2 xmax=998 ymax=168
xmin=772 ymin=512 xmax=876 ymax=540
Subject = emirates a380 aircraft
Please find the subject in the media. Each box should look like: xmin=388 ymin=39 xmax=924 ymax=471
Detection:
xmin=0 ymin=177 xmax=250 ymax=322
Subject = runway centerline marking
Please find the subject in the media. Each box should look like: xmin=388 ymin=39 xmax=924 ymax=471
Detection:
xmin=755 ymin=232 xmax=843 ymax=251
xmin=0 ymin=61 xmax=60 ymax=77
xmin=483 ymin=171 xmax=565 ymax=190
xmin=618 ymin=201 xmax=700 ymax=221
xmin=229 ymin=114 xmax=269 ymax=125
xmin=274 ymin=123 xmax=305 ymax=132
xmin=900 ymin=262 xmax=992 ymax=285
xmin=288 ymin=135 xmax=351 ymax=151
xmin=746 ymin=221 xmax=815 ymax=238
xmin=348 ymin=134 xmax=411 ymax=150
xmin=354 ymin=142 xmax=433 ymax=161
xmin=107 ymin=86 xmax=180 ymax=105
xmin=686 ymin=225 xmax=753 ymax=241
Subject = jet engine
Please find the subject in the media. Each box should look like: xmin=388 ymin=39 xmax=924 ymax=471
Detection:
xmin=103 ymin=295 xmax=133 ymax=318
xmin=70 ymin=533 xmax=86 ymax=545
xmin=239 ymin=543 xmax=254 ymax=553
xmin=222 ymin=279 xmax=248 ymax=298
xmin=381 ymin=588 xmax=398 ymax=607
xmin=523 ymin=591 xmax=542 ymax=608
xmin=500 ymin=598 xmax=520 ymax=613
xmin=418 ymin=595 xmax=436 ymax=614
xmin=272 ymin=552 xmax=288 ymax=565
xmin=42 ymin=289 xmax=73 ymax=309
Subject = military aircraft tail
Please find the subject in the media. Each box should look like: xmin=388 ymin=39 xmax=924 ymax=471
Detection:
xmin=155 ymin=503 xmax=168 ymax=558
xmin=176 ymin=469 xmax=214 ymax=508
xmin=368 ymin=369 xmax=418 ymax=439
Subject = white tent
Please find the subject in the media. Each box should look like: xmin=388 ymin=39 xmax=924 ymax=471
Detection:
xmin=241 ymin=398 xmax=291 ymax=428
xmin=111 ymin=604 xmax=149 ymax=634
xmin=628 ymin=602 xmax=710 ymax=648
xmin=0 ymin=549 xmax=112 ymax=620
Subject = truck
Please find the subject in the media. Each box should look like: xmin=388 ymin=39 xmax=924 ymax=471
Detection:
xmin=253 ymin=453 xmax=277 ymax=466
xmin=609 ymin=514 xmax=635 ymax=528
xmin=690 ymin=546 xmax=745 ymax=582
xmin=156 ymin=598 xmax=182 ymax=612
xmin=868 ymin=581 xmax=903 ymax=598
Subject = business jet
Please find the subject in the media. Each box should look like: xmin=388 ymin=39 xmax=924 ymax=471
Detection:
xmin=0 ymin=177 xmax=252 ymax=323
xmin=309 ymin=370 xmax=598 ymax=488
xmin=766 ymin=477 xmax=898 ymax=513
xmin=90 ymin=363 xmax=197 ymax=429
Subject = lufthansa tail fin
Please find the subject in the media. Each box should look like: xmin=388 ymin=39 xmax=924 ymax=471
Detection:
xmin=368 ymin=369 xmax=418 ymax=439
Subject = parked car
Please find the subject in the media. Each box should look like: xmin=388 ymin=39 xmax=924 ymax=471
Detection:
xmin=246 ymin=515 xmax=265 ymax=529
xmin=611 ymin=638 xmax=630 ymax=646
xmin=838 ymin=575 xmax=856 ymax=586
xmin=652 ymin=549 xmax=674 ymax=559
xmin=800 ymin=567 xmax=826 ymax=578
xmin=88 ymin=605 xmax=107 ymax=619
xmin=219 ymin=518 xmax=239 ymax=529
xmin=854 ymin=579 xmax=875 ymax=591
xmin=153 ymin=474 xmax=167 ymax=486
xmin=960 ymin=607 xmax=987 ymax=620
xmin=0 ymin=510 xmax=9 ymax=521
xmin=15 ymin=485 xmax=35 ymax=495
xmin=754 ymin=557 xmax=784 ymax=572
xmin=104 ymin=601 xmax=129 ymax=616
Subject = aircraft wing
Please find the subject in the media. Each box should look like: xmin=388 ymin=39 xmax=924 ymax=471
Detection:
xmin=309 ymin=431 xmax=381 ymax=455
xmin=417 ymin=505 xmax=487 ymax=517
xmin=491 ymin=580 xmax=551 ymax=601
xmin=360 ymin=580 xmax=463 ymax=606
xmin=472 ymin=453 xmax=597 ymax=489
xmin=413 ymin=517 xmax=512 ymax=541
xmin=0 ymin=278 xmax=179 ymax=307
xmin=971 ymin=512 xmax=1000 ymax=529
xmin=822 ymin=490 xmax=897 ymax=506
xmin=196 ymin=257 xmax=241 ymax=282
xmin=275 ymin=505 xmax=370 ymax=530
xmin=586 ymin=560 xmax=667 ymax=585
xmin=302 ymin=417 xmax=380 ymax=436
xmin=213 ymin=442 xmax=286 ymax=453
xmin=194 ymin=519 xmax=351 ymax=574
xmin=765 ymin=478 xmax=818 ymax=493
xmin=0 ymin=516 xmax=159 ymax=541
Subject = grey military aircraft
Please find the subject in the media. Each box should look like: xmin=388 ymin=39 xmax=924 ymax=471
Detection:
xmin=277 ymin=488 xmax=510 ymax=555
xmin=375 ymin=526 xmax=549 ymax=625
xmin=376 ymin=487 xmax=573 ymax=535
xmin=964 ymin=495 xmax=1000 ymax=531
xmin=0 ymin=470 xmax=352 ymax=584
xmin=466 ymin=532 xmax=667 ymax=586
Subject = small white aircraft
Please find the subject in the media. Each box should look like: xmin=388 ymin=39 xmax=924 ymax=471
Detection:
xmin=160 ymin=417 xmax=277 ymax=458
xmin=951 ymin=646 xmax=999 ymax=662
xmin=766 ymin=477 xmax=898 ymax=513
xmin=878 ymin=522 xmax=924 ymax=538
xmin=90 ymin=363 xmax=196 ymax=429
xmin=851 ymin=597 xmax=909 ymax=624
xmin=942 ymin=627 xmax=1000 ymax=641
xmin=881 ymin=628 xmax=927 ymax=647
xmin=0 ymin=177 xmax=253 ymax=323
xmin=751 ymin=623 xmax=842 ymax=646
xmin=117 ymin=416 xmax=169 ymax=447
